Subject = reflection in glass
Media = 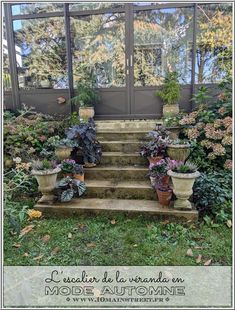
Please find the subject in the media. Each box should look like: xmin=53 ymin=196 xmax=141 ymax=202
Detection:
xmin=3 ymin=17 xmax=12 ymax=91
xmin=71 ymin=13 xmax=125 ymax=88
xmin=11 ymin=3 xmax=64 ymax=15
xmin=13 ymin=18 xmax=68 ymax=89
xmin=69 ymin=2 xmax=124 ymax=11
xmin=196 ymin=4 xmax=232 ymax=84
xmin=134 ymin=8 xmax=193 ymax=86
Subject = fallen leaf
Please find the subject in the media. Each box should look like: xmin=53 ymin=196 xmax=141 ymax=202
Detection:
xmin=86 ymin=242 xmax=96 ymax=248
xmin=42 ymin=234 xmax=50 ymax=243
xmin=23 ymin=252 xmax=29 ymax=257
xmin=19 ymin=225 xmax=34 ymax=238
xmin=227 ymin=220 xmax=232 ymax=228
xmin=51 ymin=247 xmax=60 ymax=255
xmin=204 ymin=259 xmax=212 ymax=266
xmin=110 ymin=219 xmax=116 ymax=225
xmin=196 ymin=254 xmax=202 ymax=264
xmin=12 ymin=243 xmax=21 ymax=248
xmin=78 ymin=224 xmax=87 ymax=232
xmin=33 ymin=254 xmax=44 ymax=261
xmin=186 ymin=249 xmax=193 ymax=257
xmin=68 ymin=233 xmax=72 ymax=239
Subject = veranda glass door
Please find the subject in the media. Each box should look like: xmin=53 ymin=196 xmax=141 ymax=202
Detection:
xmin=70 ymin=8 xmax=130 ymax=118
xmin=130 ymin=6 xmax=194 ymax=118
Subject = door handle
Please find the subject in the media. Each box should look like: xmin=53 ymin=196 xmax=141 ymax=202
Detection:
xmin=130 ymin=55 xmax=133 ymax=67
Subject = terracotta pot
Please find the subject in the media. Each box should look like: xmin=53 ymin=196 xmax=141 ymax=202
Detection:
xmin=167 ymin=144 xmax=191 ymax=162
xmin=161 ymin=175 xmax=170 ymax=186
xmin=32 ymin=167 xmax=61 ymax=203
xmin=147 ymin=156 xmax=163 ymax=165
xmin=74 ymin=173 xmax=84 ymax=182
xmin=163 ymin=104 xmax=179 ymax=116
xmin=167 ymin=170 xmax=200 ymax=210
xmin=156 ymin=188 xmax=173 ymax=207
xmin=55 ymin=147 xmax=73 ymax=161
xmin=79 ymin=107 xmax=95 ymax=119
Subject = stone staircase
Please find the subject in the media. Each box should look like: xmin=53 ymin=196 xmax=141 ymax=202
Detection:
xmin=35 ymin=120 xmax=198 ymax=221
xmin=84 ymin=120 xmax=156 ymax=201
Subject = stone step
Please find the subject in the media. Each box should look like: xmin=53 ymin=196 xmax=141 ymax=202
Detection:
xmin=101 ymin=140 xmax=140 ymax=153
xmin=100 ymin=152 xmax=147 ymax=166
xmin=35 ymin=198 xmax=198 ymax=222
xmin=96 ymin=120 xmax=162 ymax=131
xmin=83 ymin=180 xmax=156 ymax=200
xmin=97 ymin=131 xmax=149 ymax=141
xmin=84 ymin=165 xmax=149 ymax=181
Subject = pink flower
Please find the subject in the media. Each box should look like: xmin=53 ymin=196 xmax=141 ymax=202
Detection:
xmin=187 ymin=128 xmax=200 ymax=139
xmin=224 ymin=159 xmax=232 ymax=170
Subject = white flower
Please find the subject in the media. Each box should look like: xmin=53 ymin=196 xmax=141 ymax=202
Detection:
xmin=13 ymin=157 xmax=22 ymax=164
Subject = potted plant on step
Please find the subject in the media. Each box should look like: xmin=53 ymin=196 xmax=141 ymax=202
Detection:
xmin=155 ymin=71 xmax=181 ymax=116
xmin=31 ymin=159 xmax=60 ymax=203
xmin=66 ymin=119 xmax=102 ymax=167
xmin=55 ymin=177 xmax=86 ymax=202
xmin=140 ymin=125 xmax=170 ymax=165
xmin=149 ymin=157 xmax=176 ymax=187
xmin=73 ymin=164 xmax=84 ymax=182
xmin=162 ymin=112 xmax=185 ymax=139
xmin=156 ymin=182 xmax=173 ymax=207
xmin=50 ymin=136 xmax=78 ymax=161
xmin=69 ymin=66 xmax=100 ymax=119
xmin=167 ymin=161 xmax=200 ymax=210
xmin=58 ymin=159 xmax=76 ymax=178
xmin=167 ymin=139 xmax=191 ymax=162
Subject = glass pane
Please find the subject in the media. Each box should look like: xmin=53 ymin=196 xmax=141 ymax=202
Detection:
xmin=11 ymin=3 xmax=64 ymax=15
xmin=13 ymin=18 xmax=68 ymax=90
xmin=196 ymin=4 xmax=232 ymax=84
xmin=134 ymin=2 xmax=169 ymax=6
xmin=69 ymin=2 xmax=124 ymax=11
xmin=134 ymin=7 xmax=193 ymax=86
xmin=71 ymin=13 xmax=125 ymax=88
xmin=3 ymin=17 xmax=12 ymax=91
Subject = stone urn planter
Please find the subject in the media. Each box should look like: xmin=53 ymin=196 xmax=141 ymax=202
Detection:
xmin=79 ymin=107 xmax=95 ymax=119
xmin=167 ymin=144 xmax=191 ymax=162
xmin=163 ymin=104 xmax=179 ymax=116
xmin=167 ymin=170 xmax=200 ymax=210
xmin=55 ymin=146 xmax=73 ymax=161
xmin=32 ymin=167 xmax=61 ymax=203
xmin=40 ymin=80 xmax=51 ymax=88
xmin=166 ymin=127 xmax=180 ymax=140
xmin=4 ymin=157 xmax=14 ymax=168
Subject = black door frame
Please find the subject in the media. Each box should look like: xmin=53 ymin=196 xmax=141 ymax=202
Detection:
xmin=4 ymin=2 xmax=197 ymax=119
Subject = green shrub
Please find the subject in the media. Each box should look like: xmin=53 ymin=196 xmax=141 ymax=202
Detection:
xmin=155 ymin=71 xmax=181 ymax=105
xmin=193 ymin=170 xmax=232 ymax=218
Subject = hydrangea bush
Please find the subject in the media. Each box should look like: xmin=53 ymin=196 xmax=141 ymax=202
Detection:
xmin=179 ymin=83 xmax=232 ymax=172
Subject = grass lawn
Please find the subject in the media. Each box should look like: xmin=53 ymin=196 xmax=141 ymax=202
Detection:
xmin=4 ymin=204 xmax=232 ymax=266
